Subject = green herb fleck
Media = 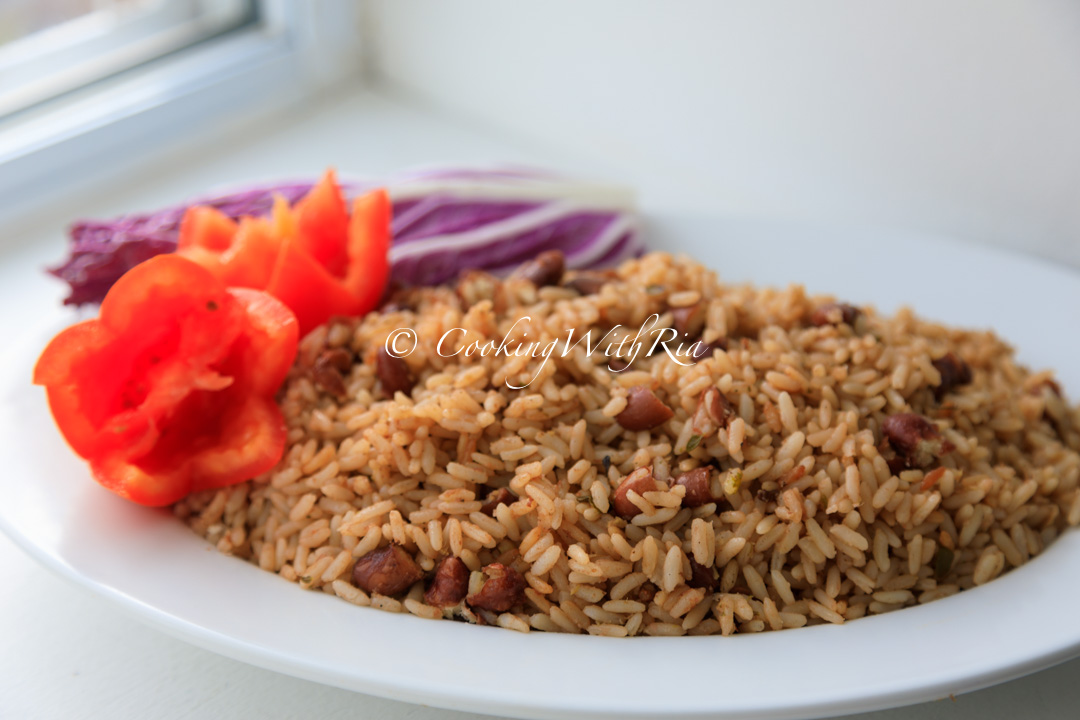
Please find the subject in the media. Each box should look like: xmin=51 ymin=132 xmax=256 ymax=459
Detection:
xmin=934 ymin=547 xmax=954 ymax=579
xmin=299 ymin=576 xmax=312 ymax=584
xmin=646 ymin=284 xmax=665 ymax=295
xmin=685 ymin=434 xmax=702 ymax=452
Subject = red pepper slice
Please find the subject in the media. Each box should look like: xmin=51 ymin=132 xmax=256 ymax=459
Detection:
xmin=220 ymin=216 xmax=281 ymax=290
xmin=294 ymin=168 xmax=350 ymax=276
xmin=343 ymin=187 xmax=392 ymax=314
xmin=264 ymin=236 xmax=358 ymax=336
xmin=33 ymin=255 xmax=298 ymax=506
xmin=175 ymin=169 xmax=391 ymax=336
xmin=179 ymin=205 xmax=237 ymax=252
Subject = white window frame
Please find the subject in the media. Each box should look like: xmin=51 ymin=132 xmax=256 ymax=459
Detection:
xmin=0 ymin=0 xmax=361 ymax=222
xmin=0 ymin=1 xmax=254 ymax=118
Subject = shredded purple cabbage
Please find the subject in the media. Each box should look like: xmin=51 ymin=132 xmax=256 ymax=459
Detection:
xmin=49 ymin=169 xmax=642 ymax=306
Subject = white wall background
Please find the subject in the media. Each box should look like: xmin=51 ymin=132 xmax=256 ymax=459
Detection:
xmin=367 ymin=0 xmax=1080 ymax=267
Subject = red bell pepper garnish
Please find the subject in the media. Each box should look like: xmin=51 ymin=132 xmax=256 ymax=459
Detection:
xmin=176 ymin=169 xmax=391 ymax=336
xmin=33 ymin=254 xmax=298 ymax=506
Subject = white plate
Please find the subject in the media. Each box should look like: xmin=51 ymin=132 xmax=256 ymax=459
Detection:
xmin=3 ymin=215 xmax=1080 ymax=720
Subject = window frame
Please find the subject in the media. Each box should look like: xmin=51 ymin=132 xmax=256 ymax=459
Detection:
xmin=0 ymin=0 xmax=361 ymax=222
xmin=0 ymin=0 xmax=255 ymax=118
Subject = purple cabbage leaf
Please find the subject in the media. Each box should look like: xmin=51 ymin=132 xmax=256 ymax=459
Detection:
xmin=50 ymin=168 xmax=643 ymax=306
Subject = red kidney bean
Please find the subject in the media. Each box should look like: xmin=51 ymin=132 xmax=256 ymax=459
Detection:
xmin=424 ymin=555 xmax=469 ymax=608
xmin=672 ymin=467 xmax=714 ymax=507
xmin=616 ymin=386 xmax=674 ymax=431
xmin=513 ymin=250 xmax=565 ymax=288
xmin=564 ymin=269 xmax=615 ymax=296
xmin=882 ymin=412 xmax=954 ymax=469
xmin=480 ymin=487 xmax=515 ymax=516
xmin=931 ymin=352 xmax=972 ymax=399
xmin=312 ymin=348 xmax=352 ymax=398
xmin=671 ymin=302 xmax=706 ymax=340
xmin=351 ymin=545 xmax=424 ymax=596
xmin=687 ymin=558 xmax=718 ymax=591
xmin=466 ymin=563 xmax=526 ymax=612
xmin=691 ymin=386 xmax=734 ymax=435
xmin=612 ymin=467 xmax=658 ymax=518
xmin=376 ymin=346 xmax=415 ymax=397
xmin=691 ymin=337 xmax=729 ymax=361
xmin=810 ymin=302 xmax=860 ymax=327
